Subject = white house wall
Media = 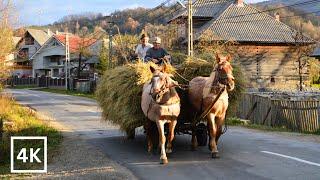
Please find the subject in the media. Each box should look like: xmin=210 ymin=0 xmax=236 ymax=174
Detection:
xmin=32 ymin=45 xmax=65 ymax=77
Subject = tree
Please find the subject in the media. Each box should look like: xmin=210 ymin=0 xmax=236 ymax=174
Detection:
xmin=74 ymin=26 xmax=104 ymax=78
xmin=112 ymin=34 xmax=139 ymax=65
xmin=292 ymin=24 xmax=315 ymax=91
xmin=96 ymin=42 xmax=109 ymax=74
xmin=124 ymin=17 xmax=140 ymax=33
xmin=0 ymin=0 xmax=14 ymax=90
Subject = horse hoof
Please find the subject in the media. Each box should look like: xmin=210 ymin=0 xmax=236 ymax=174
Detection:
xmin=166 ymin=148 xmax=172 ymax=154
xmin=212 ymin=152 xmax=220 ymax=159
xmin=160 ymin=158 xmax=168 ymax=164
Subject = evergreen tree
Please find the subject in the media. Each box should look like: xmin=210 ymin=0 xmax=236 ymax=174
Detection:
xmin=96 ymin=44 xmax=109 ymax=75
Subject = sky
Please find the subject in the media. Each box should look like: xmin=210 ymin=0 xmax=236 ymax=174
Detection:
xmin=13 ymin=0 xmax=267 ymax=26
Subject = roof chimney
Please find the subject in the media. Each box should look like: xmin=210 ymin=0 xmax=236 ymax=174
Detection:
xmin=47 ymin=29 xmax=53 ymax=36
xmin=56 ymin=30 xmax=59 ymax=35
xmin=275 ymin=13 xmax=280 ymax=21
xmin=235 ymin=0 xmax=244 ymax=7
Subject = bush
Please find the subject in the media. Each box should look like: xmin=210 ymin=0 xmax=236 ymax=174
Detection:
xmin=309 ymin=59 xmax=320 ymax=84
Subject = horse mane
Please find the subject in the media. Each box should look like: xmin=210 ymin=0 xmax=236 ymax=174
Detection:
xmin=202 ymin=64 xmax=218 ymax=98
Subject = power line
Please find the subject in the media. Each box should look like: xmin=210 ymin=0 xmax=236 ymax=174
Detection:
xmin=166 ymin=0 xmax=320 ymax=22
xmin=213 ymin=9 xmax=320 ymax=24
xmin=132 ymin=0 xmax=172 ymax=20
xmin=215 ymin=0 xmax=320 ymax=21
xmin=147 ymin=2 xmax=184 ymax=23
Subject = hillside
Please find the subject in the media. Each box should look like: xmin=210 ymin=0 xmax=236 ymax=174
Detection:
xmin=20 ymin=1 xmax=320 ymax=41
xmin=255 ymin=0 xmax=320 ymax=40
xmin=258 ymin=0 xmax=320 ymax=15
xmin=24 ymin=4 xmax=181 ymax=35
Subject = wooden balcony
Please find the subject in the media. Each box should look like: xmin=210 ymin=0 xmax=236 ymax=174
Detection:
xmin=13 ymin=65 xmax=32 ymax=70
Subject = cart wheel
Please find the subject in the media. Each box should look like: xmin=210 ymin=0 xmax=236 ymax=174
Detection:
xmin=126 ymin=129 xmax=135 ymax=140
xmin=196 ymin=123 xmax=208 ymax=146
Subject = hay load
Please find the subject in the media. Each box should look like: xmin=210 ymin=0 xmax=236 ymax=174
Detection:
xmin=95 ymin=62 xmax=175 ymax=133
xmin=96 ymin=59 xmax=246 ymax=134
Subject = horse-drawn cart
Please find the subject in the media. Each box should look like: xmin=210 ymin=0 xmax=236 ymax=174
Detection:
xmin=96 ymin=56 xmax=243 ymax=163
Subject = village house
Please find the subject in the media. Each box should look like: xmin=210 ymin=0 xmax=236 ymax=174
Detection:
xmin=311 ymin=46 xmax=320 ymax=60
xmin=11 ymin=29 xmax=51 ymax=77
xmin=30 ymin=32 xmax=103 ymax=78
xmin=169 ymin=0 xmax=316 ymax=90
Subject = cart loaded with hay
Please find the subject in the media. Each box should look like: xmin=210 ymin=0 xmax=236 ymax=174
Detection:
xmin=96 ymin=55 xmax=245 ymax=162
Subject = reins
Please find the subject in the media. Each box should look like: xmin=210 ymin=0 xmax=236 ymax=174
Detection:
xmin=200 ymin=85 xmax=226 ymax=119
xmin=173 ymin=69 xmax=229 ymax=134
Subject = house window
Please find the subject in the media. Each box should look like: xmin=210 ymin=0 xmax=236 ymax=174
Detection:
xmin=52 ymin=41 xmax=59 ymax=46
xmin=25 ymin=33 xmax=34 ymax=45
xmin=53 ymin=69 xmax=59 ymax=77
xmin=50 ymin=56 xmax=61 ymax=65
xmin=18 ymin=48 xmax=29 ymax=59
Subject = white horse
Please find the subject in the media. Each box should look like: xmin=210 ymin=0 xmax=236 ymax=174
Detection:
xmin=141 ymin=65 xmax=180 ymax=164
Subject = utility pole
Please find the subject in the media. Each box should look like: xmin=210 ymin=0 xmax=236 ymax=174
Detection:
xmin=187 ymin=0 xmax=193 ymax=57
xmin=108 ymin=21 xmax=114 ymax=68
xmin=109 ymin=28 xmax=113 ymax=68
xmin=65 ymin=32 xmax=70 ymax=90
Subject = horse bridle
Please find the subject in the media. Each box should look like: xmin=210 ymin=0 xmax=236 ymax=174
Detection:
xmin=149 ymin=74 xmax=170 ymax=102
xmin=213 ymin=62 xmax=234 ymax=87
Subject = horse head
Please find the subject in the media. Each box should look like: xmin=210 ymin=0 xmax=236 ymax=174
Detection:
xmin=149 ymin=64 xmax=178 ymax=103
xmin=215 ymin=53 xmax=235 ymax=92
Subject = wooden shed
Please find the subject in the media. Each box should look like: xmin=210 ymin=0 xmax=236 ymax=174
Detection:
xmin=169 ymin=0 xmax=316 ymax=90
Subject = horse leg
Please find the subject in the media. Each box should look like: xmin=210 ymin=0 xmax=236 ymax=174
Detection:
xmin=215 ymin=116 xmax=225 ymax=145
xmin=207 ymin=113 xmax=219 ymax=158
xmin=191 ymin=122 xmax=198 ymax=151
xmin=145 ymin=120 xmax=153 ymax=153
xmin=166 ymin=119 xmax=177 ymax=154
xmin=215 ymin=125 xmax=222 ymax=145
xmin=156 ymin=120 xmax=168 ymax=164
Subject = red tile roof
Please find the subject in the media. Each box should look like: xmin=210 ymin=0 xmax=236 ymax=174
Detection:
xmin=55 ymin=34 xmax=97 ymax=53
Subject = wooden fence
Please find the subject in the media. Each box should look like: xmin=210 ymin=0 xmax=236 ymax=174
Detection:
xmin=237 ymin=93 xmax=320 ymax=132
xmin=5 ymin=77 xmax=97 ymax=92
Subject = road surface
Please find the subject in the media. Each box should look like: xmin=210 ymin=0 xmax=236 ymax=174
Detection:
xmin=6 ymin=89 xmax=320 ymax=180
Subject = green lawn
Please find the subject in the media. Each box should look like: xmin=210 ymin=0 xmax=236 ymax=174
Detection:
xmin=36 ymin=88 xmax=96 ymax=99
xmin=0 ymin=95 xmax=62 ymax=175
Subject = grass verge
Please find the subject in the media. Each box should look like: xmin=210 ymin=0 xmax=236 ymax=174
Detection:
xmin=311 ymin=84 xmax=320 ymax=89
xmin=36 ymin=88 xmax=95 ymax=99
xmin=226 ymin=117 xmax=320 ymax=135
xmin=0 ymin=95 xmax=62 ymax=174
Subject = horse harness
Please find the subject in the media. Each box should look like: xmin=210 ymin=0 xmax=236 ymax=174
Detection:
xmin=146 ymin=74 xmax=180 ymax=119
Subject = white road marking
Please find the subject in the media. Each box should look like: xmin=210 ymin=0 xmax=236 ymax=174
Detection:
xmin=261 ymin=151 xmax=320 ymax=167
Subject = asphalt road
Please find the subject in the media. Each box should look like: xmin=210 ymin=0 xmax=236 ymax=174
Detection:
xmin=6 ymin=89 xmax=320 ymax=180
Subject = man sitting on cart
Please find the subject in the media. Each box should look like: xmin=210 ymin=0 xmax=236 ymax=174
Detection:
xmin=145 ymin=37 xmax=171 ymax=65
xmin=135 ymin=34 xmax=153 ymax=62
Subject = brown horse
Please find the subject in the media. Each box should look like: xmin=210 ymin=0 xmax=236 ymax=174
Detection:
xmin=188 ymin=54 xmax=235 ymax=158
xmin=141 ymin=65 xmax=180 ymax=164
